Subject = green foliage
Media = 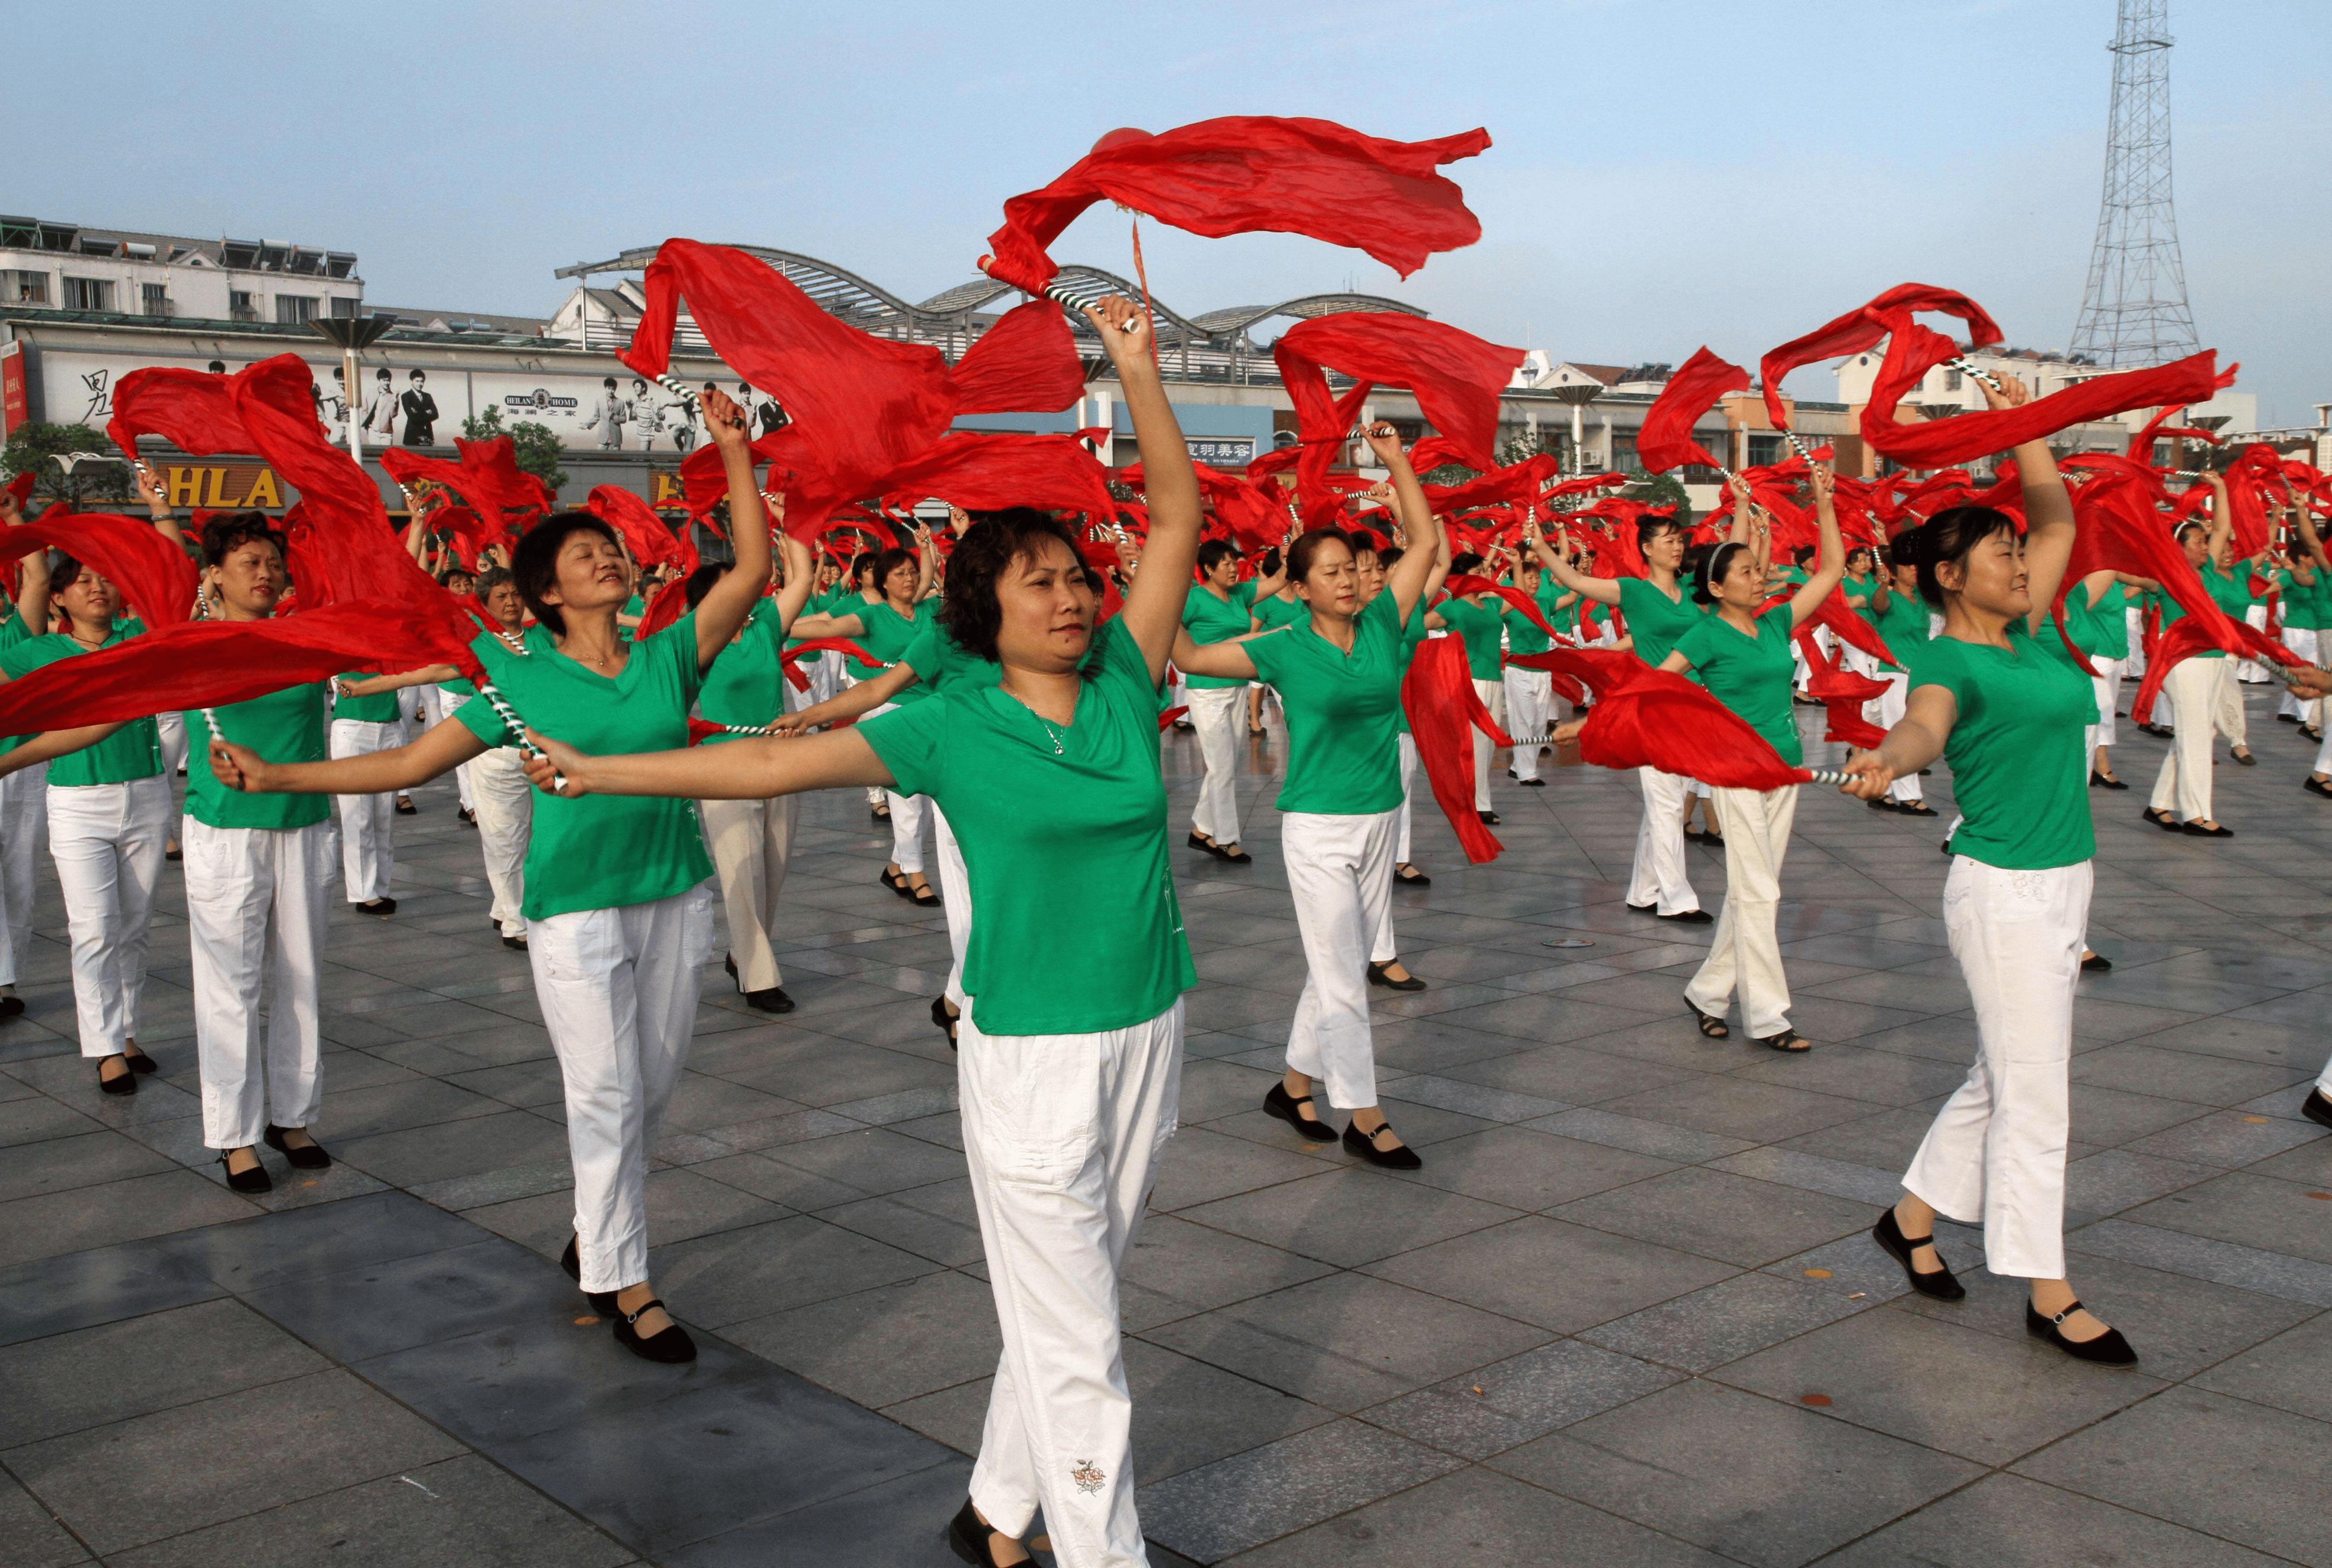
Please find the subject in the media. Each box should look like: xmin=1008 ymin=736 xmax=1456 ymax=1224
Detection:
xmin=458 ymin=405 xmax=569 ymax=494
xmin=1 ymin=422 xmax=130 ymax=503
xmin=1626 ymin=470 xmax=1694 ymax=529
xmin=1497 ymin=427 xmax=1564 ymax=468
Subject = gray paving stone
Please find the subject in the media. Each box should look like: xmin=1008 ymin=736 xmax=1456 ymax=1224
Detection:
xmin=1364 ymin=1215 xmax=1735 ymax=1334
xmin=2191 ymin=1312 xmax=2332 ymax=1423
xmin=661 ymin=1455 xmax=972 ymax=1567
xmin=1137 ymin=1417 xmax=1463 ymax=1564
xmin=1174 ymin=1167 xmax=1522 ymax=1269
xmin=2070 ymin=1217 xmax=2332 ymax=1305
xmin=653 ymin=1214 xmax=940 ymax=1326
xmin=723 ymin=1269 xmax=1001 ymax=1409
xmin=1550 ymin=1166 xmax=1880 ymax=1267
xmin=0 ymin=1128 xmax=178 ymax=1202
xmin=1522 ymin=1106 xmax=1755 ymax=1163
xmin=1579 ymin=1271 xmax=1868 ymax=1373
xmin=1380 ymin=1124 xmax=1678 ymax=1212
xmin=1493 ymin=1378 xmax=1982 ymax=1568
xmin=2122 ymin=1168 xmax=2332 ymax=1263
xmin=1148 ymin=1126 xmax=1327 ymax=1212
xmin=1816 ymin=1471 xmax=2290 ymax=1568
xmin=1378 ymin=1071 xmax=1569 ymax=1123
xmin=1119 ymin=1338 xmax=1342 ymax=1485
xmin=0 ymin=1468 xmax=87 ymax=1568
xmin=2 ymin=1368 xmax=468 ymax=1556
xmin=0 ymin=1169 xmax=259 ymax=1269
xmin=2012 ymin=1387 xmax=2332 ymax=1567
xmin=0 ymin=1296 xmax=327 ymax=1448
xmin=1362 ymin=1337 xmax=1683 ymax=1459
xmin=1709 ymin=1145 xmax=1906 ymax=1206
xmin=0 ymin=1231 xmax=224 ymax=1348
xmin=1592 ymin=1074 xmax=1878 ymax=1143
xmin=1120 ymin=1212 xmax=1340 ymax=1322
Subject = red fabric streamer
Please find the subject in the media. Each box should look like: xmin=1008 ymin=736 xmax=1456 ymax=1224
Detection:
xmin=779 ymin=637 xmax=877 ymax=692
xmin=1400 ymin=635 xmax=1510 ymax=863
xmin=1157 ymin=705 xmax=1188 ymax=732
xmin=582 ymin=484 xmax=693 ymax=572
xmin=379 ymin=438 xmax=553 ymax=534
xmin=0 ymin=513 xmax=197 ymax=630
xmin=1445 ymin=575 xmax=1562 ymax=644
xmin=1799 ymin=635 xmax=1889 ymax=748
xmin=981 ymin=118 xmax=1491 ymax=295
xmin=950 ymin=299 xmax=1090 ymax=416
xmin=1638 ymin=348 xmax=1749 ymax=474
xmin=1760 ymin=284 xmax=2003 ymax=430
xmin=1511 ymin=648 xmax=1809 ymax=790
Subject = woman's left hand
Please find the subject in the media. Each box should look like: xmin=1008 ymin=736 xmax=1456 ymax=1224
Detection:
xmin=1838 ymin=748 xmax=1896 ymax=799
xmin=701 ymin=387 xmax=751 ymax=452
xmin=520 ymin=731 xmax=592 ymax=797
xmin=209 ymin=739 xmax=269 ymax=793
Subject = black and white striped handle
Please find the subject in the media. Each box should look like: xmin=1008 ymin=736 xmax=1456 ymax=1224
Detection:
xmin=1946 ymin=357 xmax=2007 ymax=395
xmin=477 ymin=682 xmax=565 ymax=793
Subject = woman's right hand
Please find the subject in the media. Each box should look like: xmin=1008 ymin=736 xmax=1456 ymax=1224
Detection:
xmin=520 ymin=731 xmax=592 ymax=797
xmin=209 ymin=739 xmax=270 ymax=793
xmin=1838 ymin=748 xmax=1897 ymax=799
xmin=1082 ymin=296 xmax=1151 ymax=375
xmin=766 ymin=710 xmax=814 ymax=737
xmin=1360 ymin=421 xmax=1406 ymax=469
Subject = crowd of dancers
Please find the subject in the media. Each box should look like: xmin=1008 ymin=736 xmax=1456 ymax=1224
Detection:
xmin=4 ymin=178 xmax=2330 ymax=1568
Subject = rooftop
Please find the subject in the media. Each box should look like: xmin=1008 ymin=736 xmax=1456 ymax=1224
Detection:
xmin=0 ymin=214 xmax=357 ymax=278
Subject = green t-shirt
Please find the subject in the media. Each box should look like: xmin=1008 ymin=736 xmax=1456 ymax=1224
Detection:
xmin=452 ymin=614 xmax=715 ymax=921
xmin=896 ymin=619 xmax=994 ymax=703
xmin=2067 ymin=583 xmax=2130 ymax=661
xmin=1617 ymin=577 xmax=1703 ymax=674
xmin=1675 ymin=611 xmax=1803 ymax=768
xmin=1504 ymin=579 xmax=1564 ymax=657
xmin=1908 ymin=625 xmax=2098 ymax=869
xmin=2154 ymin=565 xmax=2255 ymax=660
xmin=1437 ymin=596 xmax=1506 ymax=680
xmin=698 ymin=607 xmax=790 ymax=741
xmin=845 ymin=599 xmax=933 ymax=682
xmin=1393 ymin=601 xmax=1428 ymax=736
xmin=1245 ymin=592 xmax=1406 ymax=814
xmin=2285 ymin=571 xmax=2330 ymax=631
xmin=333 ymin=675 xmax=405 ymax=724
xmin=0 ymin=624 xmax=164 ymax=787
xmin=859 ymin=615 xmax=1194 ymax=1036
xmin=617 ymin=591 xmax=647 ymax=642
xmin=1871 ymin=591 xmax=1932 ymax=673
xmin=1180 ymin=581 xmax=1258 ymax=690
xmin=1252 ymin=592 xmax=1306 ymax=632
xmin=188 ymin=683 xmax=332 ymax=830
xmin=0 ymin=608 xmax=32 ymax=759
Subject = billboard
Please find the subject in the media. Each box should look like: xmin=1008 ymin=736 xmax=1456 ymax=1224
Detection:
xmin=1 ymin=341 xmax=25 ymax=438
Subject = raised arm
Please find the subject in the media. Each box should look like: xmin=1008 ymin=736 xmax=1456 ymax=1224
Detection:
xmin=1099 ymin=298 xmax=1198 ymax=682
xmin=1534 ymin=526 xmax=1623 ymax=607
xmin=769 ymin=534 xmax=816 ymax=633
xmin=524 ymin=725 xmax=891 ymax=801
xmin=1970 ymin=376 xmax=2076 ymax=631
xmin=2200 ymin=471 xmax=2234 ymax=573
xmin=692 ymin=390 xmax=774 ymax=669
xmin=908 ymin=523 xmax=938 ymax=602
xmin=133 ymin=464 xmax=185 ymax=547
xmin=1368 ymin=426 xmax=1440 ymax=624
xmin=1725 ymin=477 xmax=1755 ymax=545
xmin=1785 ymin=466 xmax=1846 ymax=631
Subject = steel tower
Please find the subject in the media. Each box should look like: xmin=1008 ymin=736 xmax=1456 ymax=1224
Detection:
xmin=2069 ymin=0 xmax=2200 ymax=367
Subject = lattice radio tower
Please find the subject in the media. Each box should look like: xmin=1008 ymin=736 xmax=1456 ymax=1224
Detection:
xmin=2069 ymin=0 xmax=2199 ymax=367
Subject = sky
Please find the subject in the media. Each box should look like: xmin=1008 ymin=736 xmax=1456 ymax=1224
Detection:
xmin=15 ymin=0 xmax=2327 ymax=426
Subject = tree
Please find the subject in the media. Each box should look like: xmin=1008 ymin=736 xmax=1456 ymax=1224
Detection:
xmin=460 ymin=405 xmax=569 ymax=495
xmin=1626 ymin=470 xmax=1693 ymax=530
xmin=0 ymin=422 xmax=131 ymax=504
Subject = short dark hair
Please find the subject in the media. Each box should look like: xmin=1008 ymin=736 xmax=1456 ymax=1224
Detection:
xmin=1378 ymin=546 xmax=1406 ymax=569
xmin=201 ymin=511 xmax=287 ymax=571
xmin=682 ymin=561 xmax=729 ymax=609
xmin=1196 ymin=539 xmax=1242 ymax=573
xmin=1693 ymin=540 xmax=1753 ymax=605
xmin=1449 ymin=552 xmax=1484 ymax=578
xmin=510 ymin=513 xmax=619 ymax=636
xmin=937 ymin=508 xmax=1096 ymax=666
xmin=1901 ymin=506 xmax=2018 ymax=608
xmin=45 ymin=552 xmax=88 ymax=596
xmin=436 ymin=566 xmax=474 ymax=589
xmin=1636 ymin=517 xmax=1684 ymax=550
xmin=1286 ymin=527 xmax=1353 ymax=585
xmin=475 ymin=566 xmax=516 ymax=600
xmin=870 ymin=548 xmax=915 ymax=595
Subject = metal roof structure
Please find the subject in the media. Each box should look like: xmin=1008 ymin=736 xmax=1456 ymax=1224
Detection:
xmin=553 ymin=246 xmax=1425 ymax=377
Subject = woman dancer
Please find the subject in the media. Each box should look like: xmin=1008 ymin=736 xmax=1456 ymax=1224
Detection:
xmin=213 ymin=387 xmax=774 ymax=1364
xmin=1655 ymin=466 xmax=1845 ymax=1052
xmin=1502 ymin=550 xmax=1573 ymax=788
xmin=1180 ymin=540 xmax=1284 ymax=864
xmin=1175 ymin=425 xmax=1441 ymax=1168
xmin=690 ymin=533 xmax=816 ymax=1013
xmin=2145 ymin=472 xmax=2253 ymax=836
xmin=1429 ymin=553 xmax=1508 ymax=823
xmin=791 ymin=534 xmax=943 ymax=901
xmin=1359 ymin=532 xmax=1449 ymax=931
xmin=1534 ymin=488 xmax=1745 ymax=921
xmin=0 ymin=485 xmax=50 ymax=1022
xmin=2066 ymin=568 xmax=2154 ymax=791
xmin=326 ymin=670 xmax=408 ymax=915
xmin=1839 ymin=387 xmax=2140 ymax=1366
xmin=515 ymin=298 xmax=1196 ymax=1568
xmin=1246 ymin=553 xmax=1304 ymax=735
xmin=1865 ymin=543 xmax=1938 ymax=814
xmin=0 ymin=553 xmax=170 ymax=1093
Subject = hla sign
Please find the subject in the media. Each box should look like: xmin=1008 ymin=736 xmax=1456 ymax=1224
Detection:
xmin=159 ymin=463 xmax=284 ymax=509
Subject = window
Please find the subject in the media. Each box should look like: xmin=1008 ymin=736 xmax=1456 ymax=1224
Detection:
xmin=1944 ymin=368 xmax=1964 ymax=392
xmin=329 ymin=295 xmax=357 ymax=318
xmin=141 ymin=282 xmax=170 ymax=317
xmin=275 ymin=294 xmax=318 ymax=324
xmin=5 ymin=270 xmax=46 ymax=304
xmin=229 ymin=290 xmax=256 ymax=321
xmin=1746 ymin=432 xmax=1785 ymax=467
xmin=62 ymin=276 xmax=113 ymax=311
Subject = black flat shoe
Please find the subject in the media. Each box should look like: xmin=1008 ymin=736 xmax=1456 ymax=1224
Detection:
xmin=1896 ymin=801 xmax=1938 ymax=816
xmin=458 ymin=806 xmax=477 ymax=825
xmin=1871 ymin=1206 xmax=1965 ymax=1300
xmin=394 ymin=797 xmax=418 ymax=816
xmin=2305 ymin=777 xmax=2332 ymax=798
xmin=356 ymin=897 xmax=397 ymax=916
xmin=1263 ymin=1082 xmax=1338 ymax=1142
xmin=217 ymin=1149 xmax=272 ymax=1194
xmin=501 ymin=934 xmax=527 ymax=951
xmin=1367 ymin=960 xmax=1427 ymax=992
xmin=2232 ymin=749 xmax=2257 ymax=766
xmin=2142 ymin=807 xmax=2179 ymax=830
xmin=613 ymin=1299 xmax=696 ymax=1363
xmin=560 ymin=1235 xmax=620 ymax=1315
xmin=871 ymin=803 xmax=891 ymax=823
xmin=744 ymin=986 xmax=794 ymax=1014
xmin=910 ymin=884 xmax=942 ymax=908
xmin=2180 ymin=820 xmax=2233 ymax=837
xmin=97 ymin=1057 xmax=138 ymax=1096
xmin=946 ymin=1498 xmax=1022 ymax=1568
xmin=931 ymin=994 xmax=959 ymax=1046
xmin=0 ymin=995 xmax=23 ymax=1021
xmin=1516 ymin=777 xmax=1546 ymax=787
xmin=1658 ymin=908 xmax=1714 ymax=924
xmin=164 ymin=846 xmax=183 ymax=862
xmin=2026 ymin=1299 xmax=2138 ymax=1366
xmin=878 ymin=869 xmax=912 ymax=898
xmin=123 ymin=1048 xmax=159 ymax=1074
xmin=2300 ymin=1087 xmax=2332 ymax=1132
xmin=262 ymin=1124 xmax=330 ymax=1169
xmin=2278 ymin=713 xmax=2300 ymax=723
xmin=1343 ymin=1119 xmax=1422 ymax=1170
xmin=1187 ymin=832 xmax=1216 ymax=855
xmin=2090 ymin=771 xmax=2130 ymax=791
xmin=1393 ymin=863 xmax=1431 ymax=886
xmin=1477 ymin=810 xmax=1500 ymax=825
xmin=1217 ymin=845 xmax=1253 ymax=865
xmin=2080 ymin=952 xmax=2113 ymax=973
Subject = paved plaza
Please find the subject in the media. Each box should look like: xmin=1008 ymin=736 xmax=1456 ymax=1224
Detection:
xmin=1 ymin=689 xmax=2328 ymax=1567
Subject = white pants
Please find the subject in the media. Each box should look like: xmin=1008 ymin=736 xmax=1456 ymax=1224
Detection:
xmin=48 ymin=775 xmax=171 ymax=1057
xmin=2148 ymin=659 xmax=2240 ymax=822
xmin=470 ymin=746 xmax=532 ymax=937
xmin=2278 ymin=628 xmax=2321 ymax=723
xmin=862 ymin=701 xmax=933 ymax=869
xmin=0 ymin=762 xmax=47 ymax=988
xmin=1685 ymin=785 xmax=1798 ymax=1039
xmin=1904 ymin=858 xmax=2092 ymax=1280
xmin=330 ymin=719 xmax=399 ymax=903
xmin=816 ymin=649 xmax=843 ymax=706
xmin=156 ymin=710 xmax=188 ymax=777
xmin=1184 ymin=684 xmax=1245 ymax=845
xmin=1283 ymin=810 xmax=1396 ymax=1111
xmin=961 ymin=999 xmax=1182 ymax=1568
xmin=933 ymin=806 xmax=971 ymax=1010
xmin=701 ymin=794 xmax=797 ymax=993
xmin=1872 ymin=673 xmax=1923 ymax=803
xmin=1627 ymin=767 xmax=1701 ymax=915
xmin=185 ymin=818 xmax=333 ymax=1150
xmin=1375 ymin=736 xmax=1417 ymax=964
xmin=2237 ymin=604 xmax=2272 ymax=683
xmin=854 ymin=682 xmax=888 ymax=809
xmin=1392 ymin=734 xmax=1416 ymax=865
xmin=422 ymin=687 xmax=476 ymax=811
xmin=1470 ymin=677 xmax=1505 ymax=809
xmin=531 ymin=887 xmax=715 ymax=1293
xmin=2123 ymin=607 xmax=2146 ymax=677
xmin=2086 ymin=654 xmax=2122 ymax=754
xmin=1503 ymin=668 xmax=1552 ymax=781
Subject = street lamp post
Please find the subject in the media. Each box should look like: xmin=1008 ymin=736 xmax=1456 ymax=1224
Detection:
xmin=310 ymin=312 xmax=400 ymax=473
xmin=1552 ymin=383 xmax=1600 ymax=474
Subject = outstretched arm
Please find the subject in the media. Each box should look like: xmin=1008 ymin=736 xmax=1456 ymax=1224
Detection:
xmin=523 ymin=726 xmax=891 ymax=801
xmin=337 ymin=666 xmax=461 ymax=698
xmin=1839 ymin=684 xmax=1959 ymax=798
xmin=692 ymin=390 xmax=774 ymax=670
xmin=1171 ymin=627 xmax=1259 ymax=682
xmin=211 ymin=714 xmax=485 ymax=796
xmin=1534 ymin=527 xmax=1623 ymax=607
xmin=770 ymin=657 xmax=919 ymax=734
xmin=0 ymin=721 xmax=126 ymax=778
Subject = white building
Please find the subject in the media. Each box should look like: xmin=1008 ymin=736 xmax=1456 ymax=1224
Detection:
xmin=1832 ymin=343 xmax=2256 ymax=451
xmin=0 ymin=214 xmax=361 ymax=327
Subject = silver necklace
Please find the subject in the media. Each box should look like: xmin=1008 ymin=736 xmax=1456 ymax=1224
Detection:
xmin=1034 ymin=713 xmax=1066 ymax=757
